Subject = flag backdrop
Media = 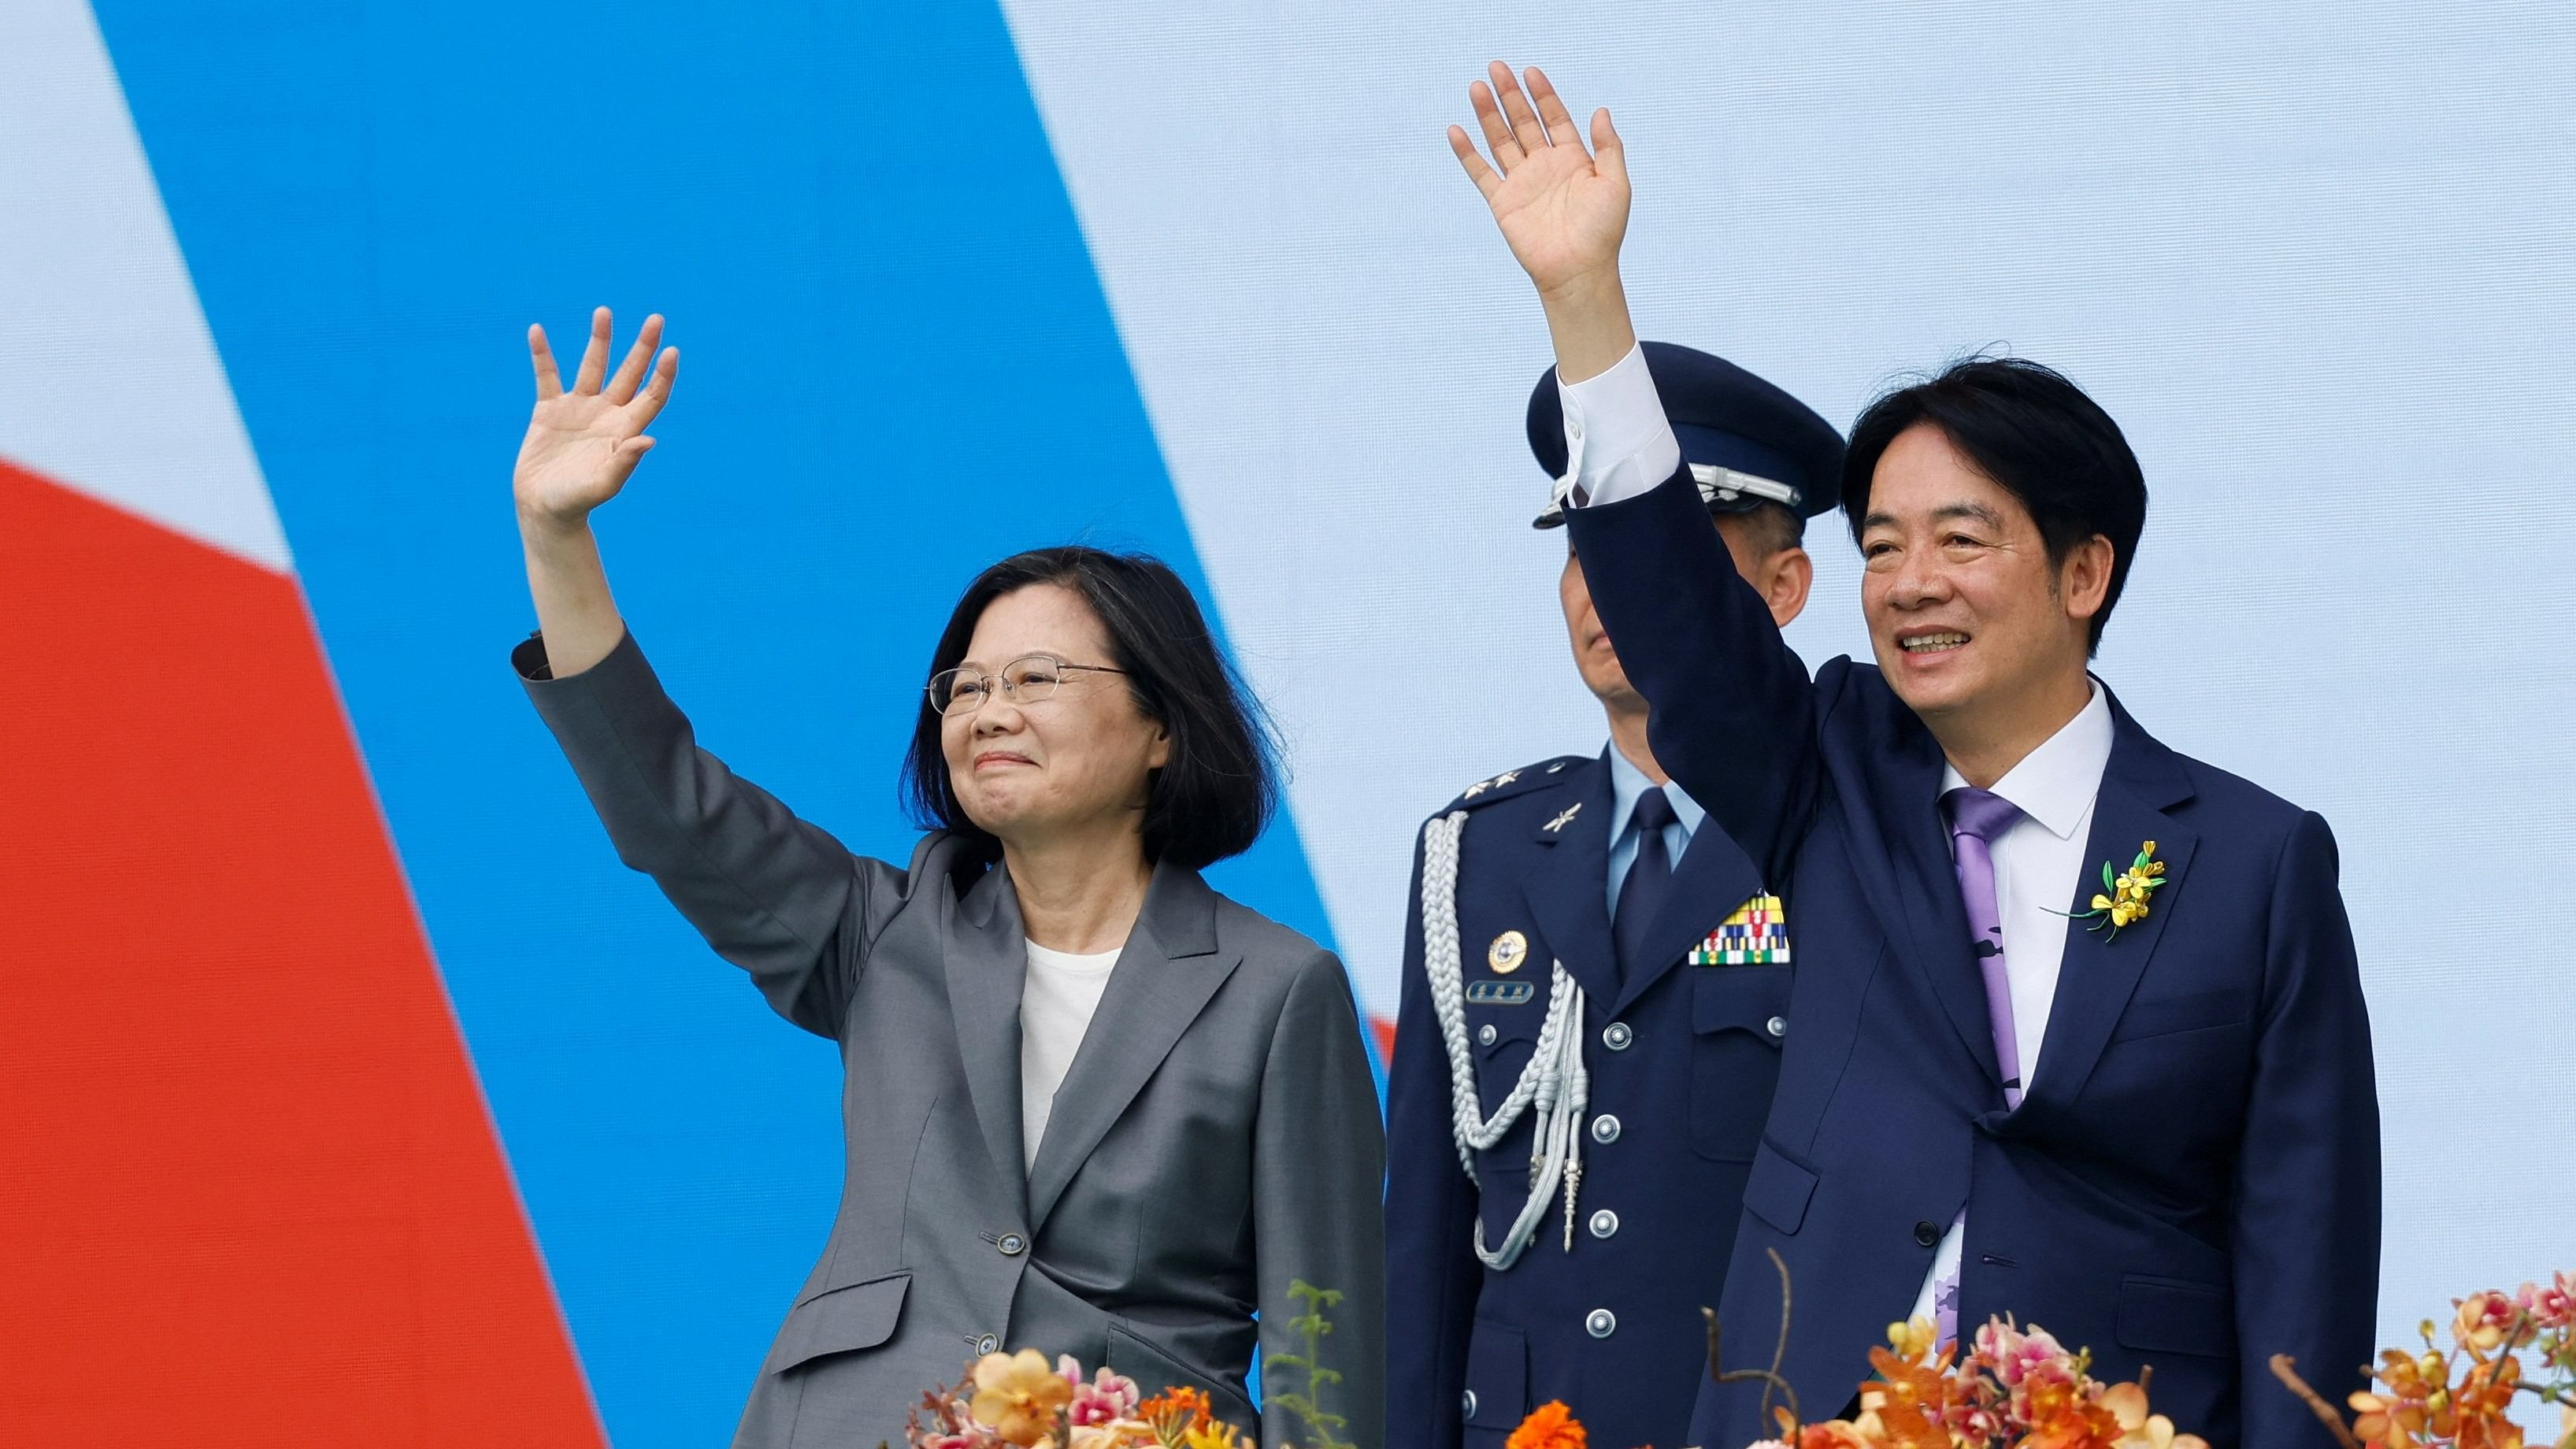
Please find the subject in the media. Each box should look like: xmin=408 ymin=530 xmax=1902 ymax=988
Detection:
xmin=3 ymin=0 xmax=2569 ymax=1443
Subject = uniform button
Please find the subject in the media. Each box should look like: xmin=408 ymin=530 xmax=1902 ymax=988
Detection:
xmin=1767 ymin=1015 xmax=1788 ymax=1038
xmin=977 ymin=1332 xmax=1001 ymax=1355
xmin=1477 ymin=1023 xmax=1499 ymax=1047
xmin=1568 ymin=417 xmax=1585 ymax=440
xmin=1461 ymin=1389 xmax=1477 ymax=1418
xmin=1602 ymin=1021 xmax=1633 ymax=1051
xmin=1588 ymin=1209 xmax=1619 ymax=1240
xmin=1591 ymin=1114 xmax=1621 ymax=1144
xmin=1585 ymin=1308 xmax=1617 ymax=1338
xmin=997 ymin=1232 xmax=1027 ymax=1257
xmin=1914 ymin=1220 xmax=1941 ymax=1247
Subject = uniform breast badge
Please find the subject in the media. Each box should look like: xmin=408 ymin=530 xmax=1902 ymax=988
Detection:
xmin=1689 ymin=892 xmax=1791 ymax=965
xmin=1488 ymin=930 xmax=1529 ymax=974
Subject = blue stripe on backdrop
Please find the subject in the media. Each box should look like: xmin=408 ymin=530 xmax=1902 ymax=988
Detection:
xmin=95 ymin=2 xmax=1344 ymax=1442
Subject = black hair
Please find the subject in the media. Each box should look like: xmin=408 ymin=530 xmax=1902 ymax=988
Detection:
xmin=900 ymin=547 xmax=1277 ymax=872
xmin=1727 ymin=499 xmax=1806 ymax=558
xmin=1841 ymin=356 xmax=2147 ymax=653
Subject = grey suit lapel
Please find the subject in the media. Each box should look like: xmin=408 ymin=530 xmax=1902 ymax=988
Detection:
xmin=944 ymin=859 xmax=1032 ymax=1211
xmin=1025 ymin=861 xmax=1240 ymax=1231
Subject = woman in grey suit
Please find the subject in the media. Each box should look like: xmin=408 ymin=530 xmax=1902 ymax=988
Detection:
xmin=506 ymin=309 xmax=1384 ymax=1449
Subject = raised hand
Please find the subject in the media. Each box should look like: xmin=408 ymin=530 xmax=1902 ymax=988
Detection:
xmin=514 ymin=307 xmax=678 ymax=528
xmin=1447 ymin=62 xmax=1637 ymax=384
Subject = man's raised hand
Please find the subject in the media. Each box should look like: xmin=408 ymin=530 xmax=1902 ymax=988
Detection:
xmin=514 ymin=307 xmax=679 ymax=529
xmin=1447 ymin=62 xmax=1637 ymax=384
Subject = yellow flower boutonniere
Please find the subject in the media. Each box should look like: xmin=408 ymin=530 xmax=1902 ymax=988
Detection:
xmin=2063 ymin=839 xmax=2169 ymax=943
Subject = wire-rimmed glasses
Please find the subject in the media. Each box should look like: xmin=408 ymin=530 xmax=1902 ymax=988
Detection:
xmin=927 ymin=654 xmax=1128 ymax=717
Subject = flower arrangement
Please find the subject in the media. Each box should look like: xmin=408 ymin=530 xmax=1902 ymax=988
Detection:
xmin=2273 ymin=1271 xmax=2575 ymax=1449
xmin=892 ymin=1351 xmax=1248 ymax=1449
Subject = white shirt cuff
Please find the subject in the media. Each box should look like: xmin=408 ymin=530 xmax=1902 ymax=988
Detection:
xmin=1559 ymin=343 xmax=1683 ymax=509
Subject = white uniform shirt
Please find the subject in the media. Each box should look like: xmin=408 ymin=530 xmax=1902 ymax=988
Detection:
xmin=1555 ymin=343 xmax=2118 ymax=1329
xmin=1019 ymin=938 xmax=1124 ymax=1172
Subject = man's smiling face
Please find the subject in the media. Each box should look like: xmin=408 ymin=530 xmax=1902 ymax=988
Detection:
xmin=1859 ymin=421 xmax=2104 ymax=725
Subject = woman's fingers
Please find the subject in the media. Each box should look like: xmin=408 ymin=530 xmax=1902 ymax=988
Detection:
xmin=570 ymin=306 xmax=613 ymax=396
xmin=1448 ymin=124 xmax=1503 ymax=199
xmin=628 ymin=346 xmax=680 ymax=428
xmin=1525 ymin=67 xmax=1581 ymax=153
xmin=1488 ymin=60 xmax=1550 ymax=149
xmin=1468 ymin=79 xmax=1523 ymax=171
xmin=603 ymin=313 xmax=664 ymax=405
xmin=528 ymin=324 xmax=563 ymax=401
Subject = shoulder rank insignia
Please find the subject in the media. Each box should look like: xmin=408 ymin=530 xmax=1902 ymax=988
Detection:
xmin=1691 ymin=892 xmax=1791 ymax=965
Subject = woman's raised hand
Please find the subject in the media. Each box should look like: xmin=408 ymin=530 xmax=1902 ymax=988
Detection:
xmin=514 ymin=307 xmax=678 ymax=529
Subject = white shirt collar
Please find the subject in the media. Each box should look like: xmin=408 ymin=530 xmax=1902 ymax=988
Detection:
xmin=1607 ymin=743 xmax=1707 ymax=843
xmin=1937 ymin=680 xmax=2115 ymax=840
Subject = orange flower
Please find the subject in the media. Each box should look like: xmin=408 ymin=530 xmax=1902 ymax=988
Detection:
xmin=2456 ymin=1291 xmax=2519 ymax=1354
xmin=1505 ymin=1400 xmax=1586 ymax=1449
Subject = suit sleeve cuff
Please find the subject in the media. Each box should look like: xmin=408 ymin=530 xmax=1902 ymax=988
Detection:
xmin=1560 ymin=343 xmax=1684 ymax=508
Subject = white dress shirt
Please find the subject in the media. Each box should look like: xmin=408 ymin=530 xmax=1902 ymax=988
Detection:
xmin=1554 ymin=343 xmax=2121 ymax=1329
xmin=1605 ymin=743 xmax=1708 ymax=917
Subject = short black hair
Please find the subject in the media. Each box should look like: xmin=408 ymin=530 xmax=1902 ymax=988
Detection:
xmin=1725 ymin=500 xmax=1806 ymax=559
xmin=902 ymin=546 xmax=1278 ymax=871
xmin=1841 ymin=357 xmax=2147 ymax=652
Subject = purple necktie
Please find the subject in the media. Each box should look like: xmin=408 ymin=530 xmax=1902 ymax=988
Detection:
xmin=1944 ymin=786 xmax=2026 ymax=1110
xmin=1932 ymin=786 xmax=2026 ymax=1349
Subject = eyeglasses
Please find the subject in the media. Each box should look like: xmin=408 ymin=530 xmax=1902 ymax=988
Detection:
xmin=927 ymin=654 xmax=1129 ymax=717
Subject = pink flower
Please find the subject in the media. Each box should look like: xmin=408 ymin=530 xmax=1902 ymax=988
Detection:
xmin=1066 ymin=1365 xmax=1143 ymax=1428
xmin=2512 ymin=1273 xmax=2574 ymax=1331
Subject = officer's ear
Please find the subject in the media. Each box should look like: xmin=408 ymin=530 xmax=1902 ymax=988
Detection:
xmin=1759 ymin=546 xmax=1814 ymax=630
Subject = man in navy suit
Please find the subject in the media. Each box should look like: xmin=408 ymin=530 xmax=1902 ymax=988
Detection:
xmin=1384 ymin=346 xmax=1844 ymax=1449
xmin=1444 ymin=61 xmax=2380 ymax=1449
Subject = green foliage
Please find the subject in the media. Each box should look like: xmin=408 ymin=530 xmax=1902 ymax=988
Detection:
xmin=1264 ymin=1280 xmax=1355 ymax=1449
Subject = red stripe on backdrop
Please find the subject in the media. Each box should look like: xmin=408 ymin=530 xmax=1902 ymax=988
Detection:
xmin=0 ymin=458 xmax=602 ymax=1445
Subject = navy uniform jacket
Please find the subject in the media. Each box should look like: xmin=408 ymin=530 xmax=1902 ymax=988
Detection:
xmin=1562 ymin=469 xmax=2380 ymax=1449
xmin=1385 ymin=751 xmax=1793 ymax=1449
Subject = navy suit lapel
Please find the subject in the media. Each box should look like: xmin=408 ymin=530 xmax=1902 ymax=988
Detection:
xmin=1517 ymin=759 xmax=1620 ymax=1006
xmin=1850 ymin=709 xmax=2005 ymax=1088
xmin=944 ymin=862 xmax=1032 ymax=1210
xmin=2024 ymin=702 xmax=2198 ymax=1113
xmin=1610 ymin=821 xmax=1763 ymax=1016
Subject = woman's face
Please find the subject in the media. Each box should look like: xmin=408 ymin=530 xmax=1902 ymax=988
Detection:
xmin=940 ymin=584 xmax=1170 ymax=852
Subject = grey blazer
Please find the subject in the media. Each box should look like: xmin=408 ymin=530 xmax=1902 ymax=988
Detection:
xmin=519 ymin=632 xmax=1384 ymax=1449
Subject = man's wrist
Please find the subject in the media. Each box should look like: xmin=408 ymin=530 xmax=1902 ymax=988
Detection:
xmin=1536 ymin=268 xmax=1640 ymax=386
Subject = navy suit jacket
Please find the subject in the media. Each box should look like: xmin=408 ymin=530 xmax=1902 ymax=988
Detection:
xmin=1563 ymin=469 xmax=2380 ymax=1449
xmin=1385 ymin=753 xmax=1793 ymax=1449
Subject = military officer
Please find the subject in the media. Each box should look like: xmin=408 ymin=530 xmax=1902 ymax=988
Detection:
xmin=1384 ymin=343 xmax=1847 ymax=1449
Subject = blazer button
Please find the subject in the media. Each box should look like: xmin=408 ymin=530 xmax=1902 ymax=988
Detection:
xmin=1590 ymin=1114 xmax=1621 ymax=1145
xmin=1462 ymin=1389 xmax=1477 ymax=1418
xmin=1914 ymin=1220 xmax=1941 ymax=1247
xmin=977 ymin=1333 xmax=1001 ymax=1355
xmin=1477 ymin=1023 xmax=1499 ymax=1047
xmin=1588 ymin=1209 xmax=1619 ymax=1240
xmin=1766 ymin=1015 xmax=1788 ymax=1038
xmin=1585 ymin=1308 xmax=1617 ymax=1338
xmin=1601 ymin=1021 xmax=1633 ymax=1051
xmin=997 ymin=1232 xmax=1027 ymax=1257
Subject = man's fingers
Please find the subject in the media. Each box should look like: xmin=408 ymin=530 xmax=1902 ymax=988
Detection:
xmin=1448 ymin=124 xmax=1503 ymax=199
xmin=1526 ymin=67 xmax=1582 ymax=152
xmin=571 ymin=306 xmax=613 ymax=395
xmin=528 ymin=324 xmax=563 ymax=400
xmin=1469 ymin=80 xmax=1523 ymax=170
xmin=628 ymin=346 xmax=680 ymax=428
xmin=1489 ymin=60 xmax=1549 ymax=150
xmin=603 ymin=313 xmax=663 ymax=404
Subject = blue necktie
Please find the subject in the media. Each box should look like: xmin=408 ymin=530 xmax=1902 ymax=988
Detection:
xmin=1614 ymin=786 xmax=1677 ymax=984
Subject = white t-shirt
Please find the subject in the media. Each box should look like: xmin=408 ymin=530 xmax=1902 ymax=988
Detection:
xmin=1019 ymin=938 xmax=1125 ymax=1172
